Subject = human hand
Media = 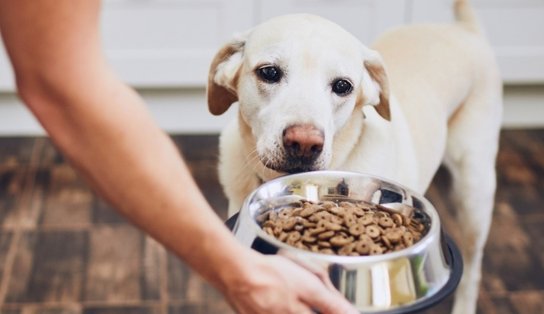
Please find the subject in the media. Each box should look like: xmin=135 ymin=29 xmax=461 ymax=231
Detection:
xmin=222 ymin=251 xmax=359 ymax=314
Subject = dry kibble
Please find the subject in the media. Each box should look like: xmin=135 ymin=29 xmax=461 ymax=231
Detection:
xmin=260 ymin=199 xmax=426 ymax=256
xmin=330 ymin=235 xmax=353 ymax=247
xmin=356 ymin=240 xmax=372 ymax=254
xmin=369 ymin=244 xmax=384 ymax=255
xmin=360 ymin=213 xmax=375 ymax=225
xmin=379 ymin=216 xmax=395 ymax=228
xmin=344 ymin=213 xmax=357 ymax=227
xmin=318 ymin=241 xmax=332 ymax=248
xmin=308 ymin=227 xmax=327 ymax=236
xmin=278 ymin=232 xmax=289 ymax=242
xmin=392 ymin=213 xmax=404 ymax=226
xmin=349 ymin=224 xmax=365 ymax=236
xmin=317 ymin=230 xmax=336 ymax=240
xmin=282 ymin=217 xmax=297 ymax=231
xmin=287 ymin=231 xmax=301 ymax=245
xmin=366 ymin=225 xmax=381 ymax=239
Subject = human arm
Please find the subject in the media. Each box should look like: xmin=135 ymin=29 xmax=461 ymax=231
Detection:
xmin=0 ymin=1 xmax=357 ymax=313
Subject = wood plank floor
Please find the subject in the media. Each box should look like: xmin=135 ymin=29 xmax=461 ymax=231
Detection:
xmin=0 ymin=129 xmax=542 ymax=314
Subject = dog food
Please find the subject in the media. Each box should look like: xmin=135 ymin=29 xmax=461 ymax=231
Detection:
xmin=258 ymin=200 xmax=426 ymax=256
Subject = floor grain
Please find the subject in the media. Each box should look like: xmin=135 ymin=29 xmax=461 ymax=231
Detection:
xmin=0 ymin=130 xmax=542 ymax=313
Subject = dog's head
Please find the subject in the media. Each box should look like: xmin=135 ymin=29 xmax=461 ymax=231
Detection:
xmin=207 ymin=14 xmax=390 ymax=175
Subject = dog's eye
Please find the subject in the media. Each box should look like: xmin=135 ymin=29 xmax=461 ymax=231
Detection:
xmin=332 ymin=79 xmax=353 ymax=96
xmin=257 ymin=66 xmax=282 ymax=83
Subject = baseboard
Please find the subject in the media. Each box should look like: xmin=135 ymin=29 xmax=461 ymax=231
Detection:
xmin=0 ymin=85 xmax=542 ymax=137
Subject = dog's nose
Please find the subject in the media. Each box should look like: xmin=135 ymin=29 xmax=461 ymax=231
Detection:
xmin=282 ymin=124 xmax=324 ymax=161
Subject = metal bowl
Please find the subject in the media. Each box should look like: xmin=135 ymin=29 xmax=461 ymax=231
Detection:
xmin=229 ymin=170 xmax=462 ymax=313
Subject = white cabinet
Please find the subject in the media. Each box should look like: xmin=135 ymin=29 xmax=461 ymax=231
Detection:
xmin=0 ymin=0 xmax=254 ymax=91
xmin=255 ymin=0 xmax=406 ymax=44
xmin=100 ymin=0 xmax=254 ymax=87
xmin=409 ymin=0 xmax=544 ymax=84
xmin=1 ymin=0 xmax=542 ymax=91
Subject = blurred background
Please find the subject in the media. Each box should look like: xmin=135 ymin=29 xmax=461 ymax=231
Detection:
xmin=0 ymin=0 xmax=542 ymax=314
xmin=0 ymin=0 xmax=543 ymax=134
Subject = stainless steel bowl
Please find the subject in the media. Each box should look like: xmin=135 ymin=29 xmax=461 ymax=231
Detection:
xmin=230 ymin=170 xmax=462 ymax=313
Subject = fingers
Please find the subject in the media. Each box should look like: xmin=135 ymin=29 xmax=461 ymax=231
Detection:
xmin=300 ymin=287 xmax=358 ymax=314
xmin=223 ymin=252 xmax=358 ymax=314
xmin=279 ymin=251 xmax=337 ymax=291
xmin=295 ymin=269 xmax=358 ymax=314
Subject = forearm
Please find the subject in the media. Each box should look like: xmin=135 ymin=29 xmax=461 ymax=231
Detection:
xmin=19 ymin=64 xmax=252 ymax=290
xmin=0 ymin=0 xmax=251 ymax=290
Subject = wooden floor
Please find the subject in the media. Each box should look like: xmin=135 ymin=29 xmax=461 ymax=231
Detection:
xmin=0 ymin=129 xmax=542 ymax=314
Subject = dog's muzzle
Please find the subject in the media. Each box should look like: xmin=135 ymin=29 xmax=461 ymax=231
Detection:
xmin=271 ymin=124 xmax=325 ymax=173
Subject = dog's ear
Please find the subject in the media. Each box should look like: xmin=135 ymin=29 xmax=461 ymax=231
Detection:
xmin=359 ymin=48 xmax=391 ymax=121
xmin=207 ymin=34 xmax=247 ymax=115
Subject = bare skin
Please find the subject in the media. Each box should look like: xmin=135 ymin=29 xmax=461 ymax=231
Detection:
xmin=0 ymin=1 xmax=357 ymax=313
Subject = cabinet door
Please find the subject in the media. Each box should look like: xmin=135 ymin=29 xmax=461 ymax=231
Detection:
xmin=409 ymin=0 xmax=544 ymax=84
xmin=100 ymin=0 xmax=254 ymax=87
xmin=0 ymin=0 xmax=255 ymax=91
xmin=256 ymin=0 xmax=407 ymax=45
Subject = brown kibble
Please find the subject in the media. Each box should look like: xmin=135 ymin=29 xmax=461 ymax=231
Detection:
xmin=324 ymin=221 xmax=342 ymax=231
xmin=366 ymin=225 xmax=381 ymax=239
xmin=293 ymin=241 xmax=307 ymax=250
xmin=403 ymin=232 xmax=414 ymax=246
xmin=287 ymin=231 xmax=301 ymax=245
xmin=278 ymin=209 xmax=291 ymax=219
xmin=320 ymin=201 xmax=337 ymax=209
xmin=344 ymin=213 xmax=357 ymax=227
xmin=327 ymin=205 xmax=346 ymax=217
xmin=262 ymin=220 xmax=276 ymax=229
xmin=330 ymin=235 xmax=354 ymax=247
xmin=300 ymin=206 xmax=317 ymax=218
xmin=301 ymin=232 xmax=317 ymax=243
xmin=308 ymin=227 xmax=327 ymax=236
xmin=338 ymin=242 xmax=357 ymax=255
xmin=260 ymin=199 xmax=426 ymax=256
xmin=282 ymin=217 xmax=297 ymax=231
xmin=379 ymin=216 xmax=395 ymax=228
xmin=392 ymin=213 xmax=404 ymax=226
xmin=318 ymin=241 xmax=332 ymax=248
xmin=320 ymin=248 xmax=335 ymax=255
xmin=329 ymin=215 xmax=344 ymax=225
xmin=317 ymin=230 xmax=336 ymax=240
xmin=264 ymin=226 xmax=274 ymax=236
xmin=360 ymin=213 xmax=375 ymax=225
xmin=385 ymin=230 xmax=403 ymax=243
xmin=349 ymin=224 xmax=365 ymax=236
xmin=352 ymin=207 xmax=366 ymax=217
xmin=302 ymin=219 xmax=317 ymax=228
xmin=356 ymin=240 xmax=372 ymax=255
xmin=369 ymin=244 xmax=384 ymax=255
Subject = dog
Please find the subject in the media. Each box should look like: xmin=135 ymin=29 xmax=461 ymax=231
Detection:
xmin=206 ymin=0 xmax=502 ymax=313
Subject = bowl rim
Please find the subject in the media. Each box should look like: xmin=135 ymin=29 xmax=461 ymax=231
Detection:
xmin=240 ymin=170 xmax=442 ymax=264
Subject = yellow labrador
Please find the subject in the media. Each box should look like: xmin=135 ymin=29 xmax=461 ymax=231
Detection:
xmin=207 ymin=0 xmax=502 ymax=313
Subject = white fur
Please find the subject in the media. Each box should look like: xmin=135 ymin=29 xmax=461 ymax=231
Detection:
xmin=207 ymin=1 xmax=502 ymax=313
